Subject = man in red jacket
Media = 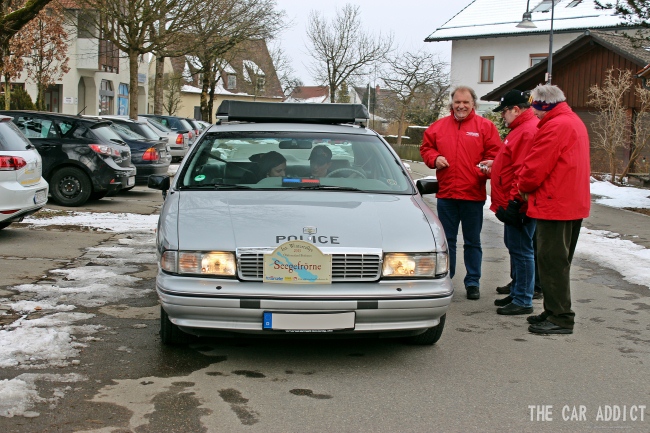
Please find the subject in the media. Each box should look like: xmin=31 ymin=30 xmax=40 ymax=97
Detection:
xmin=482 ymin=89 xmax=539 ymax=315
xmin=516 ymin=84 xmax=591 ymax=335
xmin=420 ymin=86 xmax=501 ymax=300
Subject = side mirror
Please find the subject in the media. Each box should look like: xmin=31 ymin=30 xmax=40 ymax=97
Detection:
xmin=148 ymin=174 xmax=170 ymax=191
xmin=416 ymin=178 xmax=439 ymax=195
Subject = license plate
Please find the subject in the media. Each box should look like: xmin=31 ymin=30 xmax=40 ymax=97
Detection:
xmin=34 ymin=188 xmax=47 ymax=204
xmin=127 ymin=176 xmax=135 ymax=187
xmin=263 ymin=312 xmax=355 ymax=332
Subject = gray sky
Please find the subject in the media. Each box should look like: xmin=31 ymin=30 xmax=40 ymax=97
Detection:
xmin=273 ymin=0 xmax=475 ymax=86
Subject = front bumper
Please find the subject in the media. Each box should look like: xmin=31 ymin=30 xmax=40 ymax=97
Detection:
xmin=157 ymin=272 xmax=453 ymax=336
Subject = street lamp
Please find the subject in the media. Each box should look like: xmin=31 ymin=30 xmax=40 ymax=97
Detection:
xmin=517 ymin=0 xmax=555 ymax=84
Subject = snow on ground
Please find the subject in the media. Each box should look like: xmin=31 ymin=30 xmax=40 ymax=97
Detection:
xmin=0 ymin=179 xmax=648 ymax=418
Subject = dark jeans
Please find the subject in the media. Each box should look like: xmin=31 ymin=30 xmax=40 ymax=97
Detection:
xmin=536 ymin=219 xmax=583 ymax=329
xmin=504 ymin=219 xmax=536 ymax=308
xmin=436 ymin=198 xmax=485 ymax=288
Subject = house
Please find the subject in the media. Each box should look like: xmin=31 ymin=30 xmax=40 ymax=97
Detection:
xmin=2 ymin=1 xmax=149 ymax=116
xmin=481 ymin=30 xmax=650 ymax=173
xmin=159 ymin=39 xmax=284 ymax=119
xmin=425 ymin=0 xmax=626 ymax=111
xmin=285 ymin=86 xmax=330 ymax=103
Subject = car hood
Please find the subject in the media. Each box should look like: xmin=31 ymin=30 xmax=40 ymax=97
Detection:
xmin=165 ymin=191 xmax=440 ymax=253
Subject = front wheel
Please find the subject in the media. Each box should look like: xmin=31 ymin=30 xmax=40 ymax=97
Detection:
xmin=160 ymin=306 xmax=188 ymax=346
xmin=403 ymin=314 xmax=446 ymax=345
xmin=50 ymin=167 xmax=92 ymax=207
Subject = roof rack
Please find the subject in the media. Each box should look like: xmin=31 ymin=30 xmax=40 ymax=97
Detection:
xmin=216 ymin=100 xmax=369 ymax=126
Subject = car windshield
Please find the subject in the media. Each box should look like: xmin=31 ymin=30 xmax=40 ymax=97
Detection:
xmin=136 ymin=123 xmax=162 ymax=140
xmin=91 ymin=124 xmax=126 ymax=143
xmin=111 ymin=123 xmax=146 ymax=139
xmin=178 ymin=131 xmax=413 ymax=194
xmin=145 ymin=117 xmax=172 ymax=132
xmin=0 ymin=120 xmax=33 ymax=150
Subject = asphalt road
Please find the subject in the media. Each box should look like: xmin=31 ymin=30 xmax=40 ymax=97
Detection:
xmin=0 ymin=177 xmax=648 ymax=433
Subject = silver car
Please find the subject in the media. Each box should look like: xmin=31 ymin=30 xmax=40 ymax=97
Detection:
xmin=149 ymin=101 xmax=451 ymax=346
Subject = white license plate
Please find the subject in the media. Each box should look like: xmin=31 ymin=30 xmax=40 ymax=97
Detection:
xmin=263 ymin=312 xmax=355 ymax=332
xmin=34 ymin=188 xmax=47 ymax=204
xmin=127 ymin=176 xmax=135 ymax=187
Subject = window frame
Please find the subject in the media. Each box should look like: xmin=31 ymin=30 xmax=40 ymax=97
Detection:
xmin=480 ymin=56 xmax=494 ymax=83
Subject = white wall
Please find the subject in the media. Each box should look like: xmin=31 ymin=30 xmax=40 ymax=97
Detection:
xmin=449 ymin=33 xmax=581 ymax=111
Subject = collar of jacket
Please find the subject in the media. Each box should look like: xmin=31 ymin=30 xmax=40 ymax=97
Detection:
xmin=537 ymin=101 xmax=571 ymax=128
xmin=450 ymin=108 xmax=476 ymax=124
xmin=508 ymin=107 xmax=536 ymax=130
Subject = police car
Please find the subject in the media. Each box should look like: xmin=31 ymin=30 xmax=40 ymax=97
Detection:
xmin=149 ymin=101 xmax=452 ymax=345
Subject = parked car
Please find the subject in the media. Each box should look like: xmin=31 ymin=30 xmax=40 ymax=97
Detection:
xmin=0 ymin=115 xmax=49 ymax=229
xmin=0 ymin=111 xmax=136 ymax=206
xmin=84 ymin=116 xmax=172 ymax=184
xmin=183 ymin=118 xmax=202 ymax=138
xmin=140 ymin=114 xmax=195 ymax=144
xmin=148 ymin=101 xmax=452 ymax=346
xmin=139 ymin=116 xmax=189 ymax=162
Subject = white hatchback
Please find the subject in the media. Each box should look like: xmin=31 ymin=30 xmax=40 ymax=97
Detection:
xmin=0 ymin=115 xmax=49 ymax=230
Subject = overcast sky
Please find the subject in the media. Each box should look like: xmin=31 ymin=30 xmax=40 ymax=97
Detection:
xmin=273 ymin=0 xmax=475 ymax=86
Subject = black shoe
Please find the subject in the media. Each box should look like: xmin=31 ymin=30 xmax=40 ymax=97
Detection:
xmin=466 ymin=286 xmax=480 ymax=300
xmin=497 ymin=303 xmax=533 ymax=315
xmin=496 ymin=281 xmax=512 ymax=294
xmin=528 ymin=320 xmax=573 ymax=335
xmin=533 ymin=286 xmax=543 ymax=300
xmin=526 ymin=312 xmax=549 ymax=324
xmin=494 ymin=295 xmax=513 ymax=307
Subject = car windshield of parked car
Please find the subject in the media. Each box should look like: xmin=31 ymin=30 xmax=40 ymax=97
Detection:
xmin=91 ymin=124 xmax=126 ymax=144
xmin=134 ymin=123 xmax=162 ymax=140
xmin=145 ymin=117 xmax=172 ymax=132
xmin=0 ymin=121 xmax=34 ymax=150
xmin=111 ymin=123 xmax=146 ymax=140
xmin=178 ymin=131 xmax=413 ymax=193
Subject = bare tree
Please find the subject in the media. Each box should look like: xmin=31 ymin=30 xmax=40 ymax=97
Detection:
xmin=78 ymin=0 xmax=201 ymax=119
xmin=269 ymin=41 xmax=302 ymax=98
xmin=588 ymin=68 xmax=632 ymax=183
xmin=622 ymin=85 xmax=650 ymax=179
xmin=0 ymin=0 xmax=53 ymax=91
xmin=306 ymin=4 xmax=392 ymax=103
xmin=185 ymin=0 xmax=284 ymax=121
xmin=160 ymin=71 xmax=183 ymax=115
xmin=21 ymin=1 xmax=70 ymax=110
xmin=380 ymin=51 xmax=448 ymax=145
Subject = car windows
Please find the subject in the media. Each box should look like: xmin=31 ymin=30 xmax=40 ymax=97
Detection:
xmin=132 ymin=123 xmax=160 ymax=140
xmin=180 ymin=132 xmax=412 ymax=193
xmin=91 ymin=124 xmax=125 ymax=143
xmin=0 ymin=121 xmax=33 ymax=151
xmin=146 ymin=117 xmax=172 ymax=132
xmin=14 ymin=116 xmax=58 ymax=139
xmin=57 ymin=120 xmax=75 ymax=137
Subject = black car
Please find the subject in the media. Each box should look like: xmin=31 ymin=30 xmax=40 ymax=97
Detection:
xmin=106 ymin=120 xmax=172 ymax=184
xmin=0 ymin=111 xmax=136 ymax=206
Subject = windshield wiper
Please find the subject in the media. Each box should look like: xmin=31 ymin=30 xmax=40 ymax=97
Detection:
xmin=181 ymin=183 xmax=252 ymax=190
xmin=292 ymin=185 xmax=364 ymax=191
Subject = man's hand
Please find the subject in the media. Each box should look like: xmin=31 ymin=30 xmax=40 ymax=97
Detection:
xmin=435 ymin=155 xmax=449 ymax=170
xmin=495 ymin=200 xmax=523 ymax=228
xmin=478 ymin=159 xmax=493 ymax=175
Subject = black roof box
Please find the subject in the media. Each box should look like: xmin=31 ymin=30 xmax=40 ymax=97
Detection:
xmin=216 ymin=100 xmax=369 ymax=125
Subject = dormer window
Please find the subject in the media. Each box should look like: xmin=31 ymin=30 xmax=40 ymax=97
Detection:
xmin=532 ymin=0 xmax=558 ymax=13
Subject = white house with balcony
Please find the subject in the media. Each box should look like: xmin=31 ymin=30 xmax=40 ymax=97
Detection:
xmin=425 ymin=0 xmax=626 ymax=111
xmin=4 ymin=4 xmax=149 ymax=116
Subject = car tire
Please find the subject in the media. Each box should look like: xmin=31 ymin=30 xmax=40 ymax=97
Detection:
xmin=404 ymin=314 xmax=446 ymax=345
xmin=50 ymin=167 xmax=92 ymax=207
xmin=160 ymin=306 xmax=188 ymax=346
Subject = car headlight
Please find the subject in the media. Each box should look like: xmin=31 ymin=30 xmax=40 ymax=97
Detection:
xmin=161 ymin=250 xmax=236 ymax=276
xmin=382 ymin=252 xmax=448 ymax=278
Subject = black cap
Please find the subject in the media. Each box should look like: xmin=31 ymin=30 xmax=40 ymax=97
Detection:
xmin=309 ymin=145 xmax=332 ymax=165
xmin=493 ymin=89 xmax=530 ymax=112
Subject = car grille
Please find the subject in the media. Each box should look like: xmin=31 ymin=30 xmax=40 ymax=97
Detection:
xmin=238 ymin=253 xmax=382 ymax=282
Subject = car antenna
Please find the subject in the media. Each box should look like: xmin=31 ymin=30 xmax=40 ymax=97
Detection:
xmin=76 ymin=106 xmax=87 ymax=116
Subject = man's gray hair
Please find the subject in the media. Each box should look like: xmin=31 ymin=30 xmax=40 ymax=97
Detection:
xmin=531 ymin=84 xmax=566 ymax=104
xmin=449 ymin=86 xmax=478 ymax=109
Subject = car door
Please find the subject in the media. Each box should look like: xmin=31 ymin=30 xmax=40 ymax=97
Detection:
xmin=12 ymin=115 xmax=66 ymax=179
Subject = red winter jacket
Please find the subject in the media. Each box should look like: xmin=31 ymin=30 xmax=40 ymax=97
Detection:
xmin=516 ymin=102 xmax=591 ymax=220
xmin=490 ymin=109 xmax=539 ymax=213
xmin=420 ymin=109 xmax=501 ymax=201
